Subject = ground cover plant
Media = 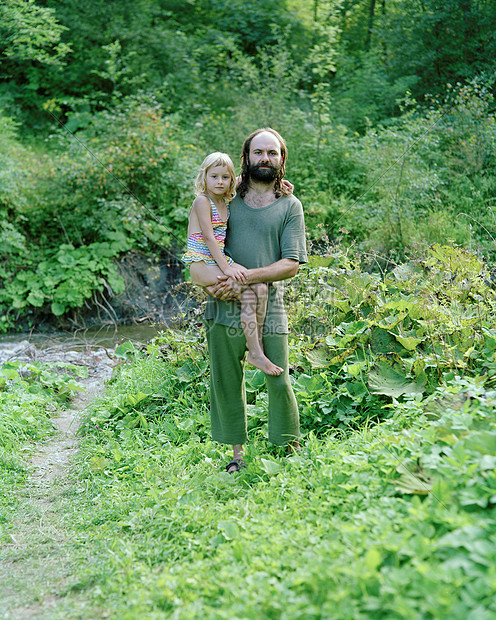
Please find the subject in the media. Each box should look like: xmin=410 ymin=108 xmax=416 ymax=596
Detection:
xmin=64 ymin=387 xmax=496 ymax=619
xmin=2 ymin=246 xmax=493 ymax=617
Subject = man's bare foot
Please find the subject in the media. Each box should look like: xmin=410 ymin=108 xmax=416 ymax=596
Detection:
xmin=246 ymin=351 xmax=283 ymax=375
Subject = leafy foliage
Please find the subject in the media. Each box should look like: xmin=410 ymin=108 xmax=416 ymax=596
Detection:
xmin=2 ymin=241 xmax=125 ymax=318
xmin=0 ymin=0 xmax=70 ymax=64
xmin=0 ymin=0 xmax=495 ymax=327
xmin=0 ymin=357 xmax=86 ymax=529
xmin=81 ymin=244 xmax=496 ymax=441
xmin=0 ymin=97 xmax=201 ymax=327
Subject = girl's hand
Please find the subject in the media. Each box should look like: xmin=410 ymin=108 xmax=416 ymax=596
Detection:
xmin=224 ymin=265 xmax=248 ymax=283
xmin=282 ymin=179 xmax=294 ymax=194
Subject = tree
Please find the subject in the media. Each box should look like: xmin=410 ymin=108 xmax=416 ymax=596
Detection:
xmin=0 ymin=0 xmax=70 ymax=64
xmin=377 ymin=0 xmax=496 ymax=98
xmin=0 ymin=0 xmax=70 ymax=120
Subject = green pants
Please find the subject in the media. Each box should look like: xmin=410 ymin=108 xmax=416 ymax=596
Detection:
xmin=205 ymin=320 xmax=299 ymax=446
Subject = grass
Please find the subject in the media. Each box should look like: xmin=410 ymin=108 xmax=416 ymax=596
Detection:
xmin=30 ymin=389 xmax=495 ymax=619
xmin=29 ymin=331 xmax=494 ymax=618
xmin=0 ymin=381 xmax=58 ymax=537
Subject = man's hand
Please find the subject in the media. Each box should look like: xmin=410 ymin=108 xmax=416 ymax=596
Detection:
xmin=206 ymin=259 xmax=299 ymax=299
xmin=207 ymin=275 xmax=242 ymax=300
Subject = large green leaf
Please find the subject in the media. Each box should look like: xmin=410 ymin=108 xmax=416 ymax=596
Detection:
xmin=51 ymin=300 xmax=66 ymax=316
xmin=217 ymin=520 xmax=240 ymax=540
xmin=293 ymin=373 xmax=324 ymax=395
xmin=335 ymin=320 xmax=368 ymax=347
xmin=462 ymin=431 xmax=496 ymax=455
xmin=392 ymin=263 xmax=418 ymax=282
xmin=376 ymin=313 xmax=406 ymax=329
xmin=392 ymin=332 xmax=424 ymax=351
xmin=369 ymin=327 xmax=404 ymax=354
xmin=307 ymin=255 xmax=335 ymax=268
xmin=260 ymin=458 xmax=282 ymax=475
xmin=369 ymin=359 xmax=426 ymax=397
xmin=395 ymin=462 xmax=431 ymax=495
xmin=305 ymin=347 xmax=333 ymax=369
xmin=245 ymin=369 xmax=266 ymax=390
xmin=175 ymin=360 xmax=207 ymax=382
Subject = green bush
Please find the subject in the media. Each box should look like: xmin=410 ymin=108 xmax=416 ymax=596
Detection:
xmin=84 ymin=244 xmax=496 ymax=437
xmin=1 ymin=240 xmax=126 ymax=319
xmin=36 ymin=96 xmax=194 ymax=249
xmin=0 ymin=96 xmax=200 ymax=327
xmin=2 ymin=73 xmax=496 ymax=328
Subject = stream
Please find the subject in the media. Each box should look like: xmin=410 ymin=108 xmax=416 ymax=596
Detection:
xmin=0 ymin=324 xmax=163 ymax=366
xmin=0 ymin=323 xmax=165 ymax=418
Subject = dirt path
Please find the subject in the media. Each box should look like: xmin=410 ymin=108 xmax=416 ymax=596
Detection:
xmin=0 ymin=350 xmax=114 ymax=620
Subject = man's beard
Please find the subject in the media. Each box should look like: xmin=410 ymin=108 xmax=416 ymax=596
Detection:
xmin=248 ymin=162 xmax=280 ymax=183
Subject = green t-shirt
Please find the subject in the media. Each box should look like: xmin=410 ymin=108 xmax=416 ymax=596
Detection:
xmin=204 ymin=193 xmax=307 ymax=333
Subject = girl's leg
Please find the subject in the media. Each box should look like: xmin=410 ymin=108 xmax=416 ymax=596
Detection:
xmin=189 ymin=261 xmax=223 ymax=287
xmin=252 ymin=282 xmax=268 ymax=349
xmin=240 ymin=284 xmax=283 ymax=376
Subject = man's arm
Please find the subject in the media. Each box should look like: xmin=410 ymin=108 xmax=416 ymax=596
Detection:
xmin=245 ymin=258 xmax=299 ymax=283
xmin=208 ymin=259 xmax=299 ymax=300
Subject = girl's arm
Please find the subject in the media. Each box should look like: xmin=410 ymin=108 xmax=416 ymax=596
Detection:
xmin=195 ymin=197 xmax=247 ymax=282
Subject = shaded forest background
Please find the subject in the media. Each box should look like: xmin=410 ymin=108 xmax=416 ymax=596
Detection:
xmin=1 ymin=0 xmax=495 ymax=330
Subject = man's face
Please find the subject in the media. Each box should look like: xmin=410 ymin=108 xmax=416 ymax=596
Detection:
xmin=248 ymin=132 xmax=283 ymax=183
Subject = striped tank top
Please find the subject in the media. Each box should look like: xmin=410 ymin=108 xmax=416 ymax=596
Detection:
xmin=182 ymin=195 xmax=233 ymax=266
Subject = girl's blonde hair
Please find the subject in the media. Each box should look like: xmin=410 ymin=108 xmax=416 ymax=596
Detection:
xmin=195 ymin=152 xmax=237 ymax=200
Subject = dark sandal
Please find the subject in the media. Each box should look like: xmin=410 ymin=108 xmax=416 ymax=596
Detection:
xmin=226 ymin=458 xmax=246 ymax=474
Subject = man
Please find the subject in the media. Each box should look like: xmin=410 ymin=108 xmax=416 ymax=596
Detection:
xmin=204 ymin=127 xmax=307 ymax=473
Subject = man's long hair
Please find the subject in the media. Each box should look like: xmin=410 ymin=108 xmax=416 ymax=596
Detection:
xmin=237 ymin=127 xmax=289 ymax=199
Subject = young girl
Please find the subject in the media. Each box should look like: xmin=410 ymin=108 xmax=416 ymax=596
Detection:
xmin=183 ymin=152 xmax=283 ymax=376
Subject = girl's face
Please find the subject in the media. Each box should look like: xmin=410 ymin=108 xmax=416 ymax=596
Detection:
xmin=205 ymin=164 xmax=232 ymax=198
